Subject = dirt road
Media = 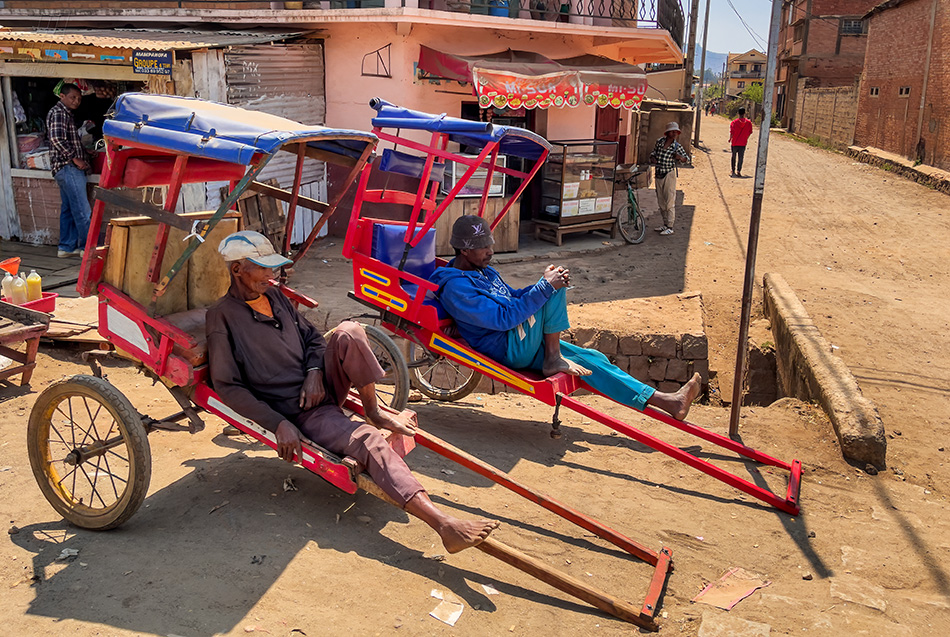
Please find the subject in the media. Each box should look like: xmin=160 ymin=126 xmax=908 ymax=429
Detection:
xmin=1 ymin=115 xmax=949 ymax=636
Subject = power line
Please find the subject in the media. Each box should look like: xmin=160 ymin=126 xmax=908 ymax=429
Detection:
xmin=725 ymin=0 xmax=768 ymax=50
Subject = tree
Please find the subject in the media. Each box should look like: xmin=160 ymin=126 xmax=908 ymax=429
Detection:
xmin=740 ymin=83 xmax=763 ymax=104
xmin=703 ymin=83 xmax=723 ymax=101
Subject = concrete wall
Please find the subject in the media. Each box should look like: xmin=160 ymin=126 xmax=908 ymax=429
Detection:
xmin=793 ymin=82 xmax=858 ymax=148
xmin=854 ymin=0 xmax=949 ymax=170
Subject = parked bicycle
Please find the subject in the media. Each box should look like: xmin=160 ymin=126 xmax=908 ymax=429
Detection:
xmin=615 ymin=168 xmax=646 ymax=244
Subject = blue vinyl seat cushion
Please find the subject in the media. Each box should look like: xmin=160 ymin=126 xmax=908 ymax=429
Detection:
xmin=370 ymin=222 xmax=437 ymax=300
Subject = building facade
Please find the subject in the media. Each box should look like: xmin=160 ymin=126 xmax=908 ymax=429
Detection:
xmin=853 ymin=0 xmax=948 ymax=170
xmin=775 ymin=0 xmax=879 ymax=129
xmin=725 ymin=49 xmax=765 ymax=97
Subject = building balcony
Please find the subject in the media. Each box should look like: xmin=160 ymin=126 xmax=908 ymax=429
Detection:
xmin=728 ymin=71 xmax=766 ymax=79
xmin=0 ymin=0 xmax=684 ymax=44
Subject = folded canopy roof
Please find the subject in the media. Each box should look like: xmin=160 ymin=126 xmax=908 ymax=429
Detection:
xmin=369 ymin=98 xmax=551 ymax=161
xmin=104 ymin=93 xmax=378 ymax=166
xmin=418 ymin=46 xmax=648 ymax=110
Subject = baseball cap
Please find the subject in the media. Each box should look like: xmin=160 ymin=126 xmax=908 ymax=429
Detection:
xmin=218 ymin=231 xmax=293 ymax=268
xmin=450 ymin=215 xmax=495 ymax=250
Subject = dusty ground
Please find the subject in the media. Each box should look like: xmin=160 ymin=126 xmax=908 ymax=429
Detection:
xmin=1 ymin=115 xmax=949 ymax=636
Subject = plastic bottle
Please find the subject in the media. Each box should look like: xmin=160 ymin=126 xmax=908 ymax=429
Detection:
xmin=26 ymin=269 xmax=42 ymax=302
xmin=1 ymin=271 xmax=13 ymax=301
xmin=10 ymin=274 xmax=28 ymax=305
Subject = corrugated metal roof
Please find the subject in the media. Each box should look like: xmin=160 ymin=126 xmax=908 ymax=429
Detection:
xmin=0 ymin=28 xmax=309 ymax=51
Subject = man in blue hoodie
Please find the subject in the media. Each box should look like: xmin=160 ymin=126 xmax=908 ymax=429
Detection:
xmin=430 ymin=216 xmax=701 ymax=420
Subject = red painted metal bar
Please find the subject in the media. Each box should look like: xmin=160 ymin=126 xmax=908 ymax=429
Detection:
xmin=560 ymin=394 xmax=800 ymax=515
xmin=488 ymin=147 xmax=550 ymax=232
xmin=404 ymin=130 xmax=444 ymax=245
xmin=477 ymin=145 xmax=500 ymax=218
xmin=414 ymin=429 xmax=660 ymax=564
xmin=283 ymin=143 xmax=307 ymax=255
xmin=641 ymin=546 xmax=672 ymax=621
xmin=371 ymin=130 xmax=533 ymax=179
xmin=342 ymin=163 xmax=375 ymax=260
xmin=786 ymin=459 xmax=802 ymax=508
xmin=146 ymin=155 xmax=188 ymax=285
xmin=293 ymin=141 xmax=377 ymax=264
xmin=640 ymin=405 xmax=792 ymax=470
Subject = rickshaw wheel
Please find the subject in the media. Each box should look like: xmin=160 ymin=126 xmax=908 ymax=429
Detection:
xmin=407 ymin=342 xmax=482 ymax=402
xmin=362 ymin=325 xmax=410 ymax=412
xmin=28 ymin=375 xmax=151 ymax=531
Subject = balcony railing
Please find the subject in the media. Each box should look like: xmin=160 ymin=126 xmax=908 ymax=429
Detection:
xmin=0 ymin=0 xmax=685 ymax=46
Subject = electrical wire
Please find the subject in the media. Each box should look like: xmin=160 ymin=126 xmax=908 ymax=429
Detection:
xmin=725 ymin=0 xmax=769 ymax=50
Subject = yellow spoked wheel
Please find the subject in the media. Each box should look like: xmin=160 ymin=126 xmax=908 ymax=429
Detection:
xmin=28 ymin=375 xmax=151 ymax=530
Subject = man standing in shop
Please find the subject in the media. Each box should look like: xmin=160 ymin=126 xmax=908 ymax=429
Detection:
xmin=729 ymin=107 xmax=754 ymax=178
xmin=46 ymin=83 xmax=91 ymax=258
xmin=648 ymin=121 xmax=690 ymax=236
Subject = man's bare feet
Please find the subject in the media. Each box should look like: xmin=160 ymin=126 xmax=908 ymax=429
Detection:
xmin=367 ymin=409 xmax=418 ymax=436
xmin=670 ymin=372 xmax=702 ymax=420
xmin=542 ymin=356 xmax=592 ymax=377
xmin=438 ymin=517 xmax=500 ymax=554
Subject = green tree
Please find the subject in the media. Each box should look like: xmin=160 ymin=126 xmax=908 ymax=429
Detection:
xmin=704 ymin=83 xmax=723 ymax=101
xmin=740 ymin=82 xmax=764 ymax=104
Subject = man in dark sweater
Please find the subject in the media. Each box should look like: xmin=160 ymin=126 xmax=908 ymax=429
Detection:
xmin=206 ymin=231 xmax=497 ymax=553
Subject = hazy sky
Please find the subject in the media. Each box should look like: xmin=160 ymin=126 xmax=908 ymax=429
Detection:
xmin=701 ymin=0 xmax=774 ymax=54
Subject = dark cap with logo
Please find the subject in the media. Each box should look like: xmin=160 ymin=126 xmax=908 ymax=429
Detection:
xmin=450 ymin=215 xmax=495 ymax=250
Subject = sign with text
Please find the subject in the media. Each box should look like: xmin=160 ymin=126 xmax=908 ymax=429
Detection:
xmin=132 ymin=51 xmax=172 ymax=76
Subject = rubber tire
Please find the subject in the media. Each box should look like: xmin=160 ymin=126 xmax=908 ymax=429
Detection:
xmin=362 ymin=324 xmax=410 ymax=412
xmin=617 ymin=203 xmax=646 ymax=244
xmin=408 ymin=341 xmax=482 ymax=402
xmin=28 ymin=375 xmax=151 ymax=531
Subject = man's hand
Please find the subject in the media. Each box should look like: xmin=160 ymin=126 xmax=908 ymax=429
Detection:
xmin=543 ymin=264 xmax=571 ymax=290
xmin=275 ymin=420 xmax=303 ymax=463
xmin=72 ymin=157 xmax=89 ymax=171
xmin=299 ymin=369 xmax=325 ymax=410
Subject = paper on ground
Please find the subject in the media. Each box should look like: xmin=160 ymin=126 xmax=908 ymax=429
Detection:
xmin=430 ymin=589 xmax=464 ymax=626
xmin=692 ymin=567 xmax=771 ymax=610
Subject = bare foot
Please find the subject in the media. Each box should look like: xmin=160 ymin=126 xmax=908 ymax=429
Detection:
xmin=439 ymin=518 xmax=500 ymax=554
xmin=542 ymin=356 xmax=592 ymax=377
xmin=671 ymin=372 xmax=703 ymax=420
xmin=367 ymin=409 xmax=417 ymax=436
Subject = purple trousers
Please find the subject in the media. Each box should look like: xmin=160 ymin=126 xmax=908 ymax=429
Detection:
xmin=295 ymin=321 xmax=424 ymax=508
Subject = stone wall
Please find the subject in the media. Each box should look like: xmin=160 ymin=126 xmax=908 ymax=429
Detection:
xmin=793 ymin=82 xmax=859 ymax=149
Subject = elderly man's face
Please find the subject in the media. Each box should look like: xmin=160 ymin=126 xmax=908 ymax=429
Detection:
xmin=231 ymin=259 xmax=275 ymax=298
xmin=60 ymin=89 xmax=82 ymax=111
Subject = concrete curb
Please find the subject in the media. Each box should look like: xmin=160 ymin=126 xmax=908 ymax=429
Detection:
xmin=763 ymin=273 xmax=886 ymax=468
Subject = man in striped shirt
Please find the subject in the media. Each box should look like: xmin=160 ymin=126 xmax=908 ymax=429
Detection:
xmin=46 ymin=83 xmax=91 ymax=258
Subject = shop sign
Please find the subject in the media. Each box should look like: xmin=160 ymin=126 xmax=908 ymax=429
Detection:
xmin=581 ymin=80 xmax=648 ymax=110
xmin=473 ymin=68 xmax=582 ymax=110
xmin=132 ymin=51 xmax=172 ymax=76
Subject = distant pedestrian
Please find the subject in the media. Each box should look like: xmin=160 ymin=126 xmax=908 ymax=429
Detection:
xmin=729 ymin=107 xmax=754 ymax=177
xmin=648 ymin=122 xmax=690 ymax=236
xmin=704 ymin=102 xmax=710 ymax=116
xmin=710 ymin=103 xmax=717 ymax=116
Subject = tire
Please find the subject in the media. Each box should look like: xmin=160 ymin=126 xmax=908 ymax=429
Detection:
xmin=361 ymin=324 xmax=410 ymax=412
xmin=408 ymin=341 xmax=482 ymax=402
xmin=617 ymin=202 xmax=646 ymax=244
xmin=28 ymin=375 xmax=151 ymax=531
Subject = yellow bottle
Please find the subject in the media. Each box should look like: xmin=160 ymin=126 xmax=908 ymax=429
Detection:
xmin=26 ymin=269 xmax=42 ymax=302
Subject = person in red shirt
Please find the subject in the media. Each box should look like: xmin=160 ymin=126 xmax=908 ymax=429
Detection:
xmin=729 ymin=107 xmax=754 ymax=177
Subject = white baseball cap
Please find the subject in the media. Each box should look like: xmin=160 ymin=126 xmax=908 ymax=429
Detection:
xmin=218 ymin=231 xmax=292 ymax=268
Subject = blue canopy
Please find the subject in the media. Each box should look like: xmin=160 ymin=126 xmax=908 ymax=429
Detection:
xmin=369 ymin=98 xmax=551 ymax=161
xmin=104 ymin=93 xmax=378 ymax=166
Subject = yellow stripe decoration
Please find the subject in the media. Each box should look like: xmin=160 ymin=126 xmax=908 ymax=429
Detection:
xmin=360 ymin=285 xmax=408 ymax=312
xmin=360 ymin=268 xmax=391 ymax=286
xmin=427 ymin=334 xmax=535 ymax=394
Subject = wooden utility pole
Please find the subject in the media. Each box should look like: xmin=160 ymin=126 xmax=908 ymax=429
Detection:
xmin=683 ymin=0 xmax=701 ymax=102
xmin=693 ymin=0 xmax=712 ymax=147
xmin=728 ymin=0 xmax=783 ymax=435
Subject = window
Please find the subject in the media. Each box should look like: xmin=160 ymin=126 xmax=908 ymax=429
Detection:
xmin=869 ymin=87 xmax=880 ymax=97
xmin=737 ymin=81 xmax=746 ymax=89
xmin=753 ymin=64 xmax=762 ymax=72
xmin=899 ymin=86 xmax=911 ymax=97
xmin=739 ymin=64 xmax=747 ymax=72
xmin=841 ymin=19 xmax=866 ymax=34
xmin=794 ymin=24 xmax=804 ymax=41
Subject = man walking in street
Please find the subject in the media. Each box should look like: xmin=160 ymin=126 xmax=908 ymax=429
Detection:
xmin=729 ymin=107 xmax=754 ymax=178
xmin=46 ymin=83 xmax=92 ymax=258
xmin=649 ymin=121 xmax=690 ymax=236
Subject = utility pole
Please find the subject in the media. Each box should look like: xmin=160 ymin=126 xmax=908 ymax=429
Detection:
xmin=728 ymin=0 xmax=783 ymax=436
xmin=693 ymin=0 xmax=711 ymax=147
xmin=683 ymin=0 xmax=701 ymax=103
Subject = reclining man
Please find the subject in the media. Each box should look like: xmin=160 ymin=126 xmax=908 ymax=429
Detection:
xmin=206 ymin=230 xmax=497 ymax=553
xmin=430 ymin=216 xmax=702 ymax=420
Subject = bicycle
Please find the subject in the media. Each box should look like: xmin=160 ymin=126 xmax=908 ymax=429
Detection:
xmin=615 ymin=169 xmax=646 ymax=244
